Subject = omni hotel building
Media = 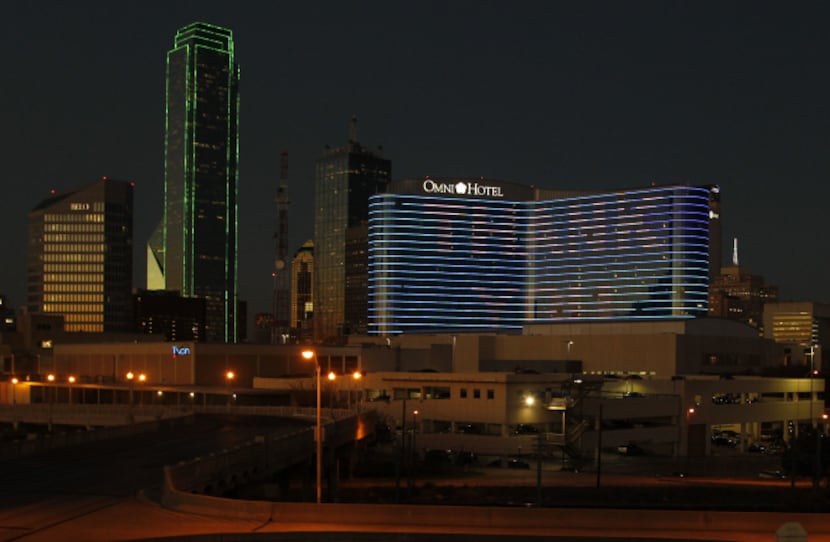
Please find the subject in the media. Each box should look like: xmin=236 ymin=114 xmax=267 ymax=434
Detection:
xmin=367 ymin=178 xmax=721 ymax=335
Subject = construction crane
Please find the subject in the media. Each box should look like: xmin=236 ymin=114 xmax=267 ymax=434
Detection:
xmin=272 ymin=151 xmax=291 ymax=343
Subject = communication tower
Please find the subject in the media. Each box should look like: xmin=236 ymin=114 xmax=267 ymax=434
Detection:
xmin=272 ymin=151 xmax=291 ymax=343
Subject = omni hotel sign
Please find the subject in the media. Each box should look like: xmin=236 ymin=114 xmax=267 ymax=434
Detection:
xmin=422 ymin=179 xmax=505 ymax=198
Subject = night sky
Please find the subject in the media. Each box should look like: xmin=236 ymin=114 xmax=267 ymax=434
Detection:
xmin=4 ymin=1 xmax=829 ymax=322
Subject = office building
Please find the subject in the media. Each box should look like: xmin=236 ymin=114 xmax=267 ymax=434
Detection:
xmin=251 ymin=313 xmax=274 ymax=344
xmin=368 ymin=179 xmax=716 ymax=334
xmin=0 ymin=296 xmax=15 ymax=332
xmin=763 ymin=301 xmax=830 ymax=370
xmin=290 ymin=240 xmax=314 ymax=340
xmin=313 ymin=119 xmax=390 ymax=341
xmin=133 ymin=289 xmax=206 ymax=342
xmin=27 ymin=178 xmax=134 ymax=333
xmin=709 ymin=264 xmax=778 ymax=331
xmin=152 ymin=21 xmax=240 ymax=343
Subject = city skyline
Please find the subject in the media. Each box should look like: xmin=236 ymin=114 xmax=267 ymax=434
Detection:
xmin=3 ymin=2 xmax=829 ymax=322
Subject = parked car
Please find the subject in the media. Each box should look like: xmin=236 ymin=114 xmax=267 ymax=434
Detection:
xmin=513 ymin=424 xmax=539 ymax=435
xmin=712 ymin=435 xmax=737 ymax=447
xmin=506 ymin=458 xmax=531 ymax=469
xmin=617 ymin=442 xmax=644 ymax=456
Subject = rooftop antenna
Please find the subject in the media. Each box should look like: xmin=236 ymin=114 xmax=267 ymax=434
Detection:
xmin=732 ymin=237 xmax=739 ymax=266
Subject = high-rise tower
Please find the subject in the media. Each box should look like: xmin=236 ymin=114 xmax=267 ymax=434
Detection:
xmin=28 ymin=178 xmax=134 ymax=333
xmin=158 ymin=22 xmax=240 ymax=343
xmin=313 ymin=117 xmax=390 ymax=342
xmin=290 ymin=240 xmax=314 ymax=341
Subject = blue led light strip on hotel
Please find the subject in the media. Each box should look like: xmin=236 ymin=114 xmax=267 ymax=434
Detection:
xmin=368 ymin=185 xmax=713 ymax=335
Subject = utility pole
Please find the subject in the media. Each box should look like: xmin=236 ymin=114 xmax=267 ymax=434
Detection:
xmin=536 ymin=432 xmax=543 ymax=507
xmin=396 ymin=397 xmax=406 ymax=502
xmin=596 ymin=403 xmax=603 ymax=489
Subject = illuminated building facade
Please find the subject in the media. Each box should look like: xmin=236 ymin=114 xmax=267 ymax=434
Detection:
xmin=290 ymin=240 xmax=314 ymax=340
xmin=133 ymin=289 xmax=206 ymax=341
xmin=708 ymin=265 xmax=778 ymax=330
xmin=763 ymin=301 xmax=830 ymax=370
xmin=27 ymin=178 xmax=134 ymax=333
xmin=157 ymin=21 xmax=240 ymax=343
xmin=368 ymin=179 xmax=716 ymax=335
xmin=313 ymin=124 xmax=390 ymax=341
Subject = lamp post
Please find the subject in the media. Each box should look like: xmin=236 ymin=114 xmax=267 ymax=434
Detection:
xmin=11 ymin=377 xmax=18 ymax=430
xmin=225 ymin=370 xmax=236 ymax=407
xmin=809 ymin=346 xmax=817 ymax=428
xmin=410 ymin=409 xmax=419 ymax=492
xmin=349 ymin=370 xmax=363 ymax=410
xmin=326 ymin=370 xmax=337 ymax=410
xmin=138 ymin=373 xmax=146 ymax=406
xmin=126 ymin=371 xmax=134 ymax=404
xmin=126 ymin=371 xmax=141 ymax=422
xmin=809 ymin=345 xmax=821 ymax=488
xmin=46 ymin=373 xmax=55 ymax=431
xmin=301 ymin=349 xmax=322 ymax=503
xmin=67 ymin=375 xmax=76 ymax=405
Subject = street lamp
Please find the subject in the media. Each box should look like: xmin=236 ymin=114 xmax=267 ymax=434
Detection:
xmin=225 ymin=370 xmax=236 ymax=406
xmin=126 ymin=371 xmax=135 ymax=405
xmin=11 ymin=377 xmax=18 ymax=430
xmin=46 ymin=373 xmax=55 ymax=431
xmin=349 ymin=370 xmax=363 ymax=410
xmin=409 ymin=409 xmax=419 ymax=492
xmin=137 ymin=373 xmax=146 ymax=406
xmin=301 ymin=349 xmax=322 ymax=504
xmin=327 ymin=370 xmax=336 ymax=409
xmin=126 ymin=372 xmax=146 ymax=420
xmin=67 ymin=375 xmax=76 ymax=405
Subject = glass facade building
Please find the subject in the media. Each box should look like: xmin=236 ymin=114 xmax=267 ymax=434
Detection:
xmin=368 ymin=179 xmax=716 ymax=335
xmin=313 ymin=136 xmax=390 ymax=341
xmin=27 ymin=179 xmax=134 ymax=333
xmin=290 ymin=240 xmax=314 ymax=340
xmin=160 ymin=22 xmax=240 ymax=343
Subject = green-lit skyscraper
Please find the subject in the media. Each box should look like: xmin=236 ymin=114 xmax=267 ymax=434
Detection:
xmin=152 ymin=22 xmax=240 ymax=343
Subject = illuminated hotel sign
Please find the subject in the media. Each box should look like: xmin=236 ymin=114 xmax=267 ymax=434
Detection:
xmin=172 ymin=345 xmax=191 ymax=357
xmin=422 ymin=179 xmax=504 ymax=198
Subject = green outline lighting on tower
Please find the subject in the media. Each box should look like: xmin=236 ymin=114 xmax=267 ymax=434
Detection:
xmin=154 ymin=21 xmax=240 ymax=343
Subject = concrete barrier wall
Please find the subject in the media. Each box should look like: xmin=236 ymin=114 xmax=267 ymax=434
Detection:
xmin=158 ymin=487 xmax=830 ymax=538
xmin=164 ymin=429 xmax=311 ymax=496
xmin=160 ymin=471 xmax=272 ymax=522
